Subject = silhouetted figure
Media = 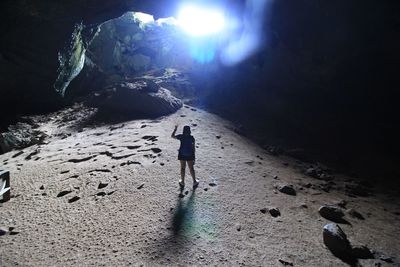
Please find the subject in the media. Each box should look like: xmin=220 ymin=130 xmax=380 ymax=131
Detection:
xmin=171 ymin=125 xmax=199 ymax=188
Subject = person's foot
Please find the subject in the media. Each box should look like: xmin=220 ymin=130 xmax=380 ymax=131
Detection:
xmin=193 ymin=179 xmax=199 ymax=188
xmin=179 ymin=180 xmax=185 ymax=188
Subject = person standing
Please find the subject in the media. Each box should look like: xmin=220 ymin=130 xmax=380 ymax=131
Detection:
xmin=171 ymin=125 xmax=199 ymax=188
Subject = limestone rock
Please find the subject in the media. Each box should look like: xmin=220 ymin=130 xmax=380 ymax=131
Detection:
xmin=90 ymin=79 xmax=182 ymax=117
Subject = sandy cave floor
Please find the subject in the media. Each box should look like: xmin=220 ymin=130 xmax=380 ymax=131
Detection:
xmin=0 ymin=104 xmax=400 ymax=267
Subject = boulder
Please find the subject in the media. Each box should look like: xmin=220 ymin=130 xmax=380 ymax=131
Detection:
xmin=319 ymin=205 xmax=348 ymax=224
xmin=323 ymin=223 xmax=357 ymax=265
xmin=90 ymin=79 xmax=182 ymax=117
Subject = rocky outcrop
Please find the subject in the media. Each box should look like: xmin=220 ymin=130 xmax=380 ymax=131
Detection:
xmin=89 ymin=79 xmax=182 ymax=117
xmin=0 ymin=122 xmax=46 ymax=154
xmin=0 ymin=0 xmax=180 ymax=120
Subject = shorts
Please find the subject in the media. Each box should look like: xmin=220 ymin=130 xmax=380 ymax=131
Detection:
xmin=178 ymin=154 xmax=195 ymax=161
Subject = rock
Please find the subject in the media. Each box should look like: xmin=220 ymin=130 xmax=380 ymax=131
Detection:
xmin=346 ymin=209 xmax=365 ymax=220
xmin=319 ymin=205 xmax=348 ymax=223
xmin=304 ymin=166 xmax=333 ymax=180
xmin=352 ymin=245 xmax=374 ymax=259
xmin=98 ymin=182 xmax=108 ymax=189
xmin=0 ymin=122 xmax=47 ymax=154
xmin=39 ymin=185 xmax=45 ymax=190
xmin=269 ymin=208 xmax=281 ymax=217
xmin=260 ymin=208 xmax=267 ymax=214
xmin=323 ymin=223 xmax=356 ymax=265
xmin=379 ymin=255 xmax=394 ymax=263
xmin=278 ymin=185 xmax=296 ymax=196
xmin=209 ymin=182 xmax=217 ymax=187
xmin=57 ymin=190 xmax=72 ymax=197
xmin=278 ymin=259 xmax=293 ymax=266
xmin=90 ymin=79 xmax=182 ymax=117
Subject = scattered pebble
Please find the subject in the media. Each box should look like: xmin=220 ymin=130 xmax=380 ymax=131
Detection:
xmin=278 ymin=185 xmax=296 ymax=196
xmin=260 ymin=208 xmax=267 ymax=214
xmin=269 ymin=208 xmax=281 ymax=217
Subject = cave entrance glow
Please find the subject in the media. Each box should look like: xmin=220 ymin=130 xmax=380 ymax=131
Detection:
xmin=177 ymin=5 xmax=226 ymax=37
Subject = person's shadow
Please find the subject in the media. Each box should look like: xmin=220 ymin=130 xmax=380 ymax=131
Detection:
xmin=171 ymin=187 xmax=196 ymax=237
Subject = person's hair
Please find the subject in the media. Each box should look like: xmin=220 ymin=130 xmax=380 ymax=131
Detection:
xmin=183 ymin=125 xmax=191 ymax=135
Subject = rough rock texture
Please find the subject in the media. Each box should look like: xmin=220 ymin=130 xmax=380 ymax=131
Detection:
xmin=0 ymin=123 xmax=46 ymax=154
xmin=0 ymin=0 xmax=181 ymax=119
xmin=323 ymin=223 xmax=356 ymax=265
xmin=319 ymin=205 xmax=347 ymax=224
xmin=278 ymin=185 xmax=296 ymax=196
xmin=90 ymin=79 xmax=182 ymax=117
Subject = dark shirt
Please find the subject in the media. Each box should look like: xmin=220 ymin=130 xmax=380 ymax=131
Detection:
xmin=176 ymin=134 xmax=195 ymax=156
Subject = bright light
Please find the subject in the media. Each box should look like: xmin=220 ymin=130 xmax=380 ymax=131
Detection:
xmin=177 ymin=5 xmax=226 ymax=36
xmin=133 ymin=12 xmax=154 ymax=24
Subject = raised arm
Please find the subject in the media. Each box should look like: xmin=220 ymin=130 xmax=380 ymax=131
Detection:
xmin=171 ymin=125 xmax=178 ymax=139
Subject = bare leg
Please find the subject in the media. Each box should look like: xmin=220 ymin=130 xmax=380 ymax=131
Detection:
xmin=180 ymin=160 xmax=186 ymax=184
xmin=187 ymin=160 xmax=197 ymax=182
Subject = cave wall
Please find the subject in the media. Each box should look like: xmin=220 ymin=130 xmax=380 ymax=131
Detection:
xmin=0 ymin=0 xmax=181 ymax=123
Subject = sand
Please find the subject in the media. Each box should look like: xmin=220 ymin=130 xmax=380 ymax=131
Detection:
xmin=0 ymin=104 xmax=399 ymax=266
